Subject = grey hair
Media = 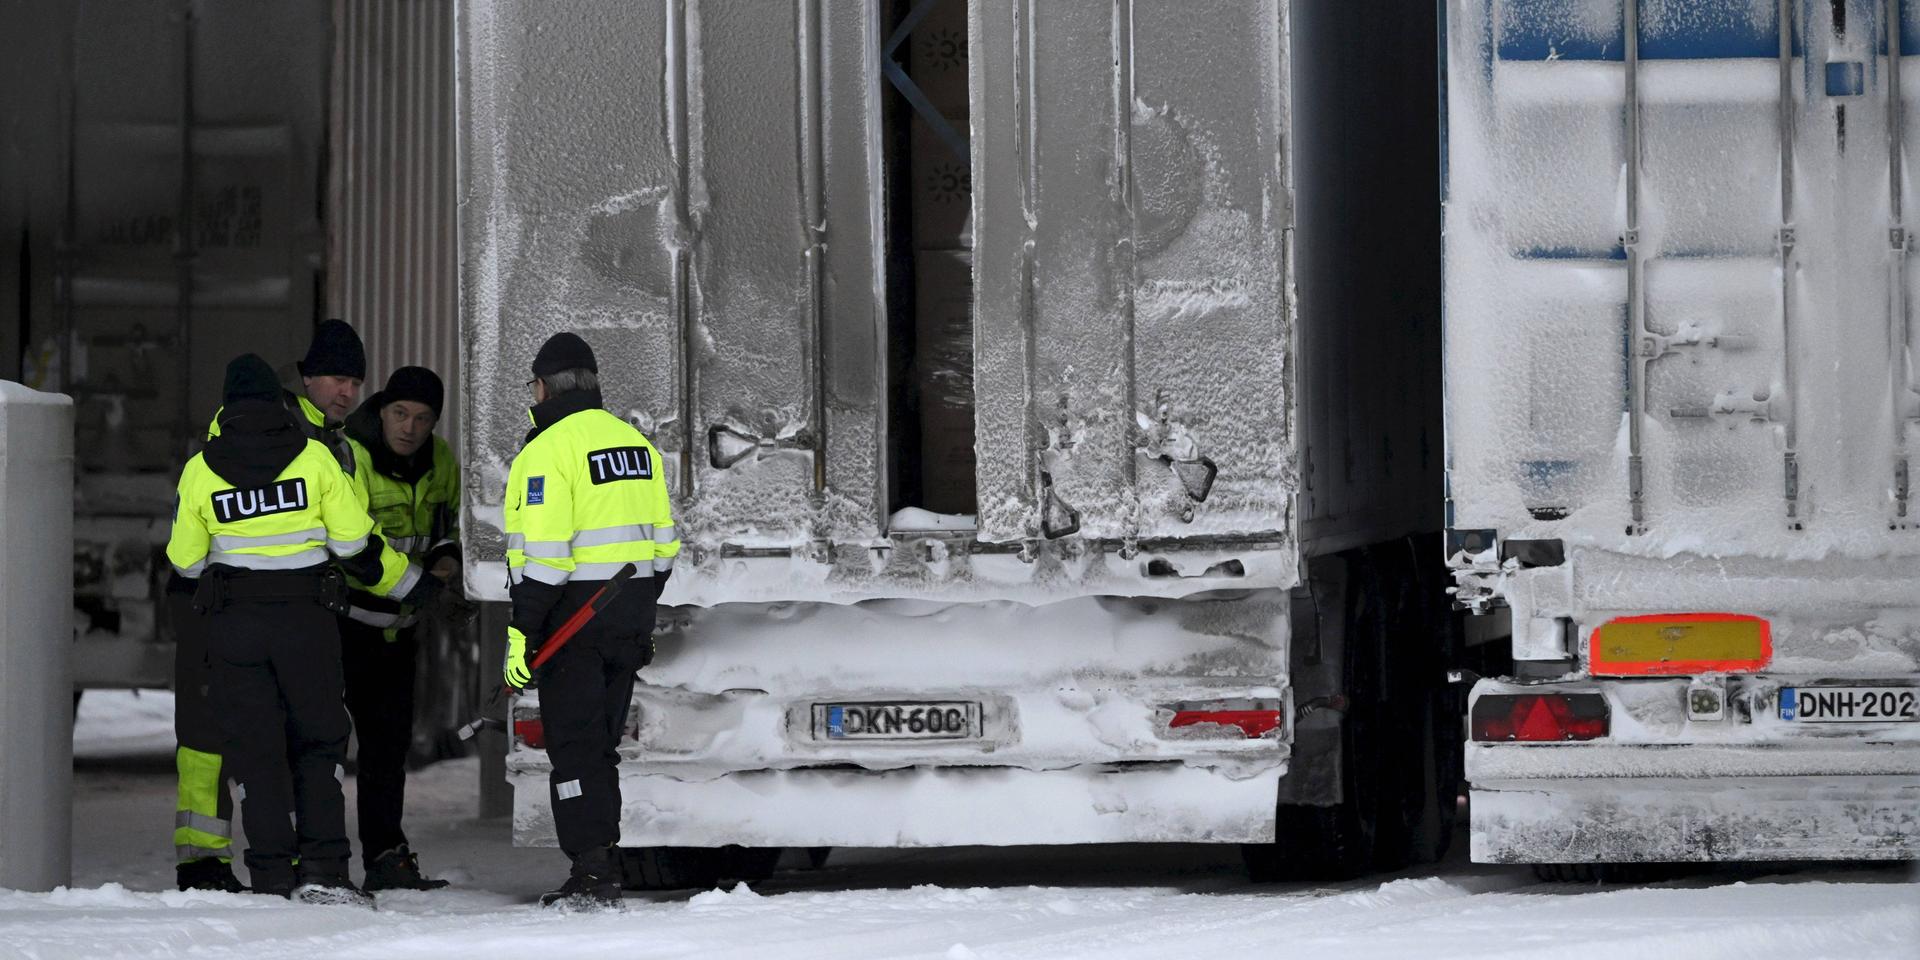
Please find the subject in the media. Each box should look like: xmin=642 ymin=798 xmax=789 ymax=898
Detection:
xmin=539 ymin=367 xmax=599 ymax=396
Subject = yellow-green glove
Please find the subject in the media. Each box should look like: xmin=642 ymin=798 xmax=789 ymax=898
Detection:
xmin=504 ymin=626 xmax=532 ymax=688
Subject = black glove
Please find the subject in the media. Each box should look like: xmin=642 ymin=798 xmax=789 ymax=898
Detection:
xmin=425 ymin=579 xmax=479 ymax=627
xmin=399 ymin=566 xmax=444 ymax=607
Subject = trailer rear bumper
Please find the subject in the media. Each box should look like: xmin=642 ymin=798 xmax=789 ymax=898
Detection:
xmin=1471 ymin=775 xmax=1920 ymax=863
xmin=511 ymin=763 xmax=1283 ymax=847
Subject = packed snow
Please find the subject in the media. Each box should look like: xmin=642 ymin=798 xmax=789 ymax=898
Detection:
xmin=3 ymin=690 xmax=1912 ymax=959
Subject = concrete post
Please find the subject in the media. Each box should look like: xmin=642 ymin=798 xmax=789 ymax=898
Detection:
xmin=0 ymin=382 xmax=74 ymax=891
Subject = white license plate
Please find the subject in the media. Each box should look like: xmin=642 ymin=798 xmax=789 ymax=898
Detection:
xmin=1780 ymin=687 xmax=1920 ymax=723
xmin=814 ymin=702 xmax=981 ymax=740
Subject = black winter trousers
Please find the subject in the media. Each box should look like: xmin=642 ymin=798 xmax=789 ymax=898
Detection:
xmin=339 ymin=617 xmax=417 ymax=864
xmin=205 ymin=599 xmax=353 ymax=889
xmin=539 ymin=629 xmax=648 ymax=863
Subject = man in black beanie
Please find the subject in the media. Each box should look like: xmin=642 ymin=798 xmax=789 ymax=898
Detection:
xmin=164 ymin=359 xmax=289 ymax=894
xmin=294 ymin=319 xmax=367 ymax=477
xmin=206 ymin=318 xmax=366 ymax=478
xmin=171 ymin=330 xmax=370 ymax=896
xmin=166 ymin=353 xmax=440 ymax=907
xmin=299 ymin=319 xmax=368 ymax=422
xmin=336 ymin=365 xmax=463 ymax=890
xmin=505 ymin=331 xmax=680 ymax=908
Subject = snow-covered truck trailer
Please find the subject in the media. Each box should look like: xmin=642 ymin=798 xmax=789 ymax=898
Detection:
xmin=458 ymin=0 xmax=1451 ymax=881
xmin=1444 ymin=0 xmax=1920 ymax=865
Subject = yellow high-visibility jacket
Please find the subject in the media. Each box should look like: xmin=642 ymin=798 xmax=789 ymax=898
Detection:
xmin=166 ymin=439 xmax=417 ymax=599
xmin=504 ymin=393 xmax=678 ymax=641
xmin=347 ymin=434 xmax=460 ymax=561
xmin=208 ymin=393 xmax=362 ymax=502
xmin=341 ymin=431 xmax=461 ymax=631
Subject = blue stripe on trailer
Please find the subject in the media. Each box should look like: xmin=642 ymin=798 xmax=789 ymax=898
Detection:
xmin=1639 ymin=0 xmax=1783 ymax=61
xmin=1496 ymin=0 xmax=1625 ymax=62
xmin=1512 ymin=245 xmax=1628 ymax=261
xmin=1495 ymin=0 xmax=1800 ymax=62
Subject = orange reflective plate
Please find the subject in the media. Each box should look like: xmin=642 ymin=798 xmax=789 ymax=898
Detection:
xmin=1588 ymin=613 xmax=1771 ymax=676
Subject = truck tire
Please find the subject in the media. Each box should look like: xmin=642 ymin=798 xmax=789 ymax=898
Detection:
xmin=1243 ymin=705 xmax=1382 ymax=882
xmin=618 ymin=846 xmax=784 ymax=891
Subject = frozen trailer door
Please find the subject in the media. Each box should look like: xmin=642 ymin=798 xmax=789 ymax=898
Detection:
xmin=458 ymin=0 xmax=889 ymax=601
xmin=1447 ymin=0 xmax=1918 ymax=556
xmin=460 ymin=0 xmax=1300 ymax=605
xmin=970 ymin=0 xmax=1293 ymax=548
xmin=1445 ymin=0 xmax=1920 ymax=864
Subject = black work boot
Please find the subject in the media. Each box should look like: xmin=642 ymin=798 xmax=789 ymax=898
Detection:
xmin=539 ymin=846 xmax=622 ymax=910
xmin=293 ymin=862 xmax=376 ymax=909
xmin=176 ymin=857 xmax=247 ymax=893
xmin=245 ymin=858 xmax=298 ymax=899
xmin=363 ymin=845 xmax=450 ymax=891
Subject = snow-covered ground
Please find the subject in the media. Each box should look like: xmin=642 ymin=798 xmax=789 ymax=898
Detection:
xmin=3 ymin=690 xmax=1913 ymax=960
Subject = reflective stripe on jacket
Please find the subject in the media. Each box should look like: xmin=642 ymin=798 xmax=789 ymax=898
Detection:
xmin=504 ymin=408 xmax=678 ymax=589
xmin=165 ymin=439 xmax=416 ymax=597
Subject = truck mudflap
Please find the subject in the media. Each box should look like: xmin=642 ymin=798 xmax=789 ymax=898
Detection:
xmin=1472 ymin=776 xmax=1920 ymax=864
xmin=510 ymin=763 xmax=1283 ymax=848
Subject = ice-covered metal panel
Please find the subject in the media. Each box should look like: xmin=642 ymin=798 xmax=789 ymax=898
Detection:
xmin=1445 ymin=0 xmax=1920 ymax=561
xmin=459 ymin=0 xmax=683 ymax=579
xmin=459 ymin=0 xmax=887 ymax=594
xmin=968 ymin=0 xmax=1294 ymax=547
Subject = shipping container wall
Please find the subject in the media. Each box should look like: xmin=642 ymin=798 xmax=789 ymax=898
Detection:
xmin=15 ymin=0 xmax=332 ymax=688
xmin=0 ymin=1 xmax=68 ymax=387
xmin=58 ymin=0 xmax=327 ymax=473
xmin=331 ymin=0 xmax=462 ymax=452
xmin=1445 ymin=0 xmax=1920 ymax=561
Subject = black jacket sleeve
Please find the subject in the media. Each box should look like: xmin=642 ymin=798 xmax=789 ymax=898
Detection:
xmin=334 ymin=534 xmax=387 ymax=585
xmin=509 ymin=578 xmax=564 ymax=644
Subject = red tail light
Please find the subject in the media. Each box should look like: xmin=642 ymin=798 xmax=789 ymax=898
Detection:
xmin=513 ymin=718 xmax=546 ymax=749
xmin=1471 ymin=693 xmax=1608 ymax=742
xmin=1169 ymin=709 xmax=1283 ymax=738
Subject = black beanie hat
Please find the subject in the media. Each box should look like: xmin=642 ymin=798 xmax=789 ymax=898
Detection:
xmin=380 ymin=365 xmax=445 ymax=418
xmin=299 ymin=319 xmax=367 ymax=380
xmin=222 ymin=353 xmax=282 ymax=404
xmin=531 ymin=331 xmax=597 ymax=379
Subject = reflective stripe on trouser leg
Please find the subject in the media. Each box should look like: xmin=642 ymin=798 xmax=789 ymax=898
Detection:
xmin=556 ymin=779 xmax=583 ymax=800
xmin=175 ymin=746 xmax=234 ymax=862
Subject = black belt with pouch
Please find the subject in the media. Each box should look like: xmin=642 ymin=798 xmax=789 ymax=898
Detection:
xmin=193 ymin=567 xmax=351 ymax=615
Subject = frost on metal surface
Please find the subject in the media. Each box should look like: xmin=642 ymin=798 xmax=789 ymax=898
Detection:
xmin=1472 ymin=778 xmax=1920 ymax=862
xmin=1445 ymin=0 xmax=1920 ymax=561
xmin=505 ymin=591 xmax=1291 ymax=846
xmin=970 ymin=0 xmax=1294 ymax=546
xmin=458 ymin=0 xmax=887 ymax=596
xmin=461 ymin=0 xmax=1298 ymax=604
